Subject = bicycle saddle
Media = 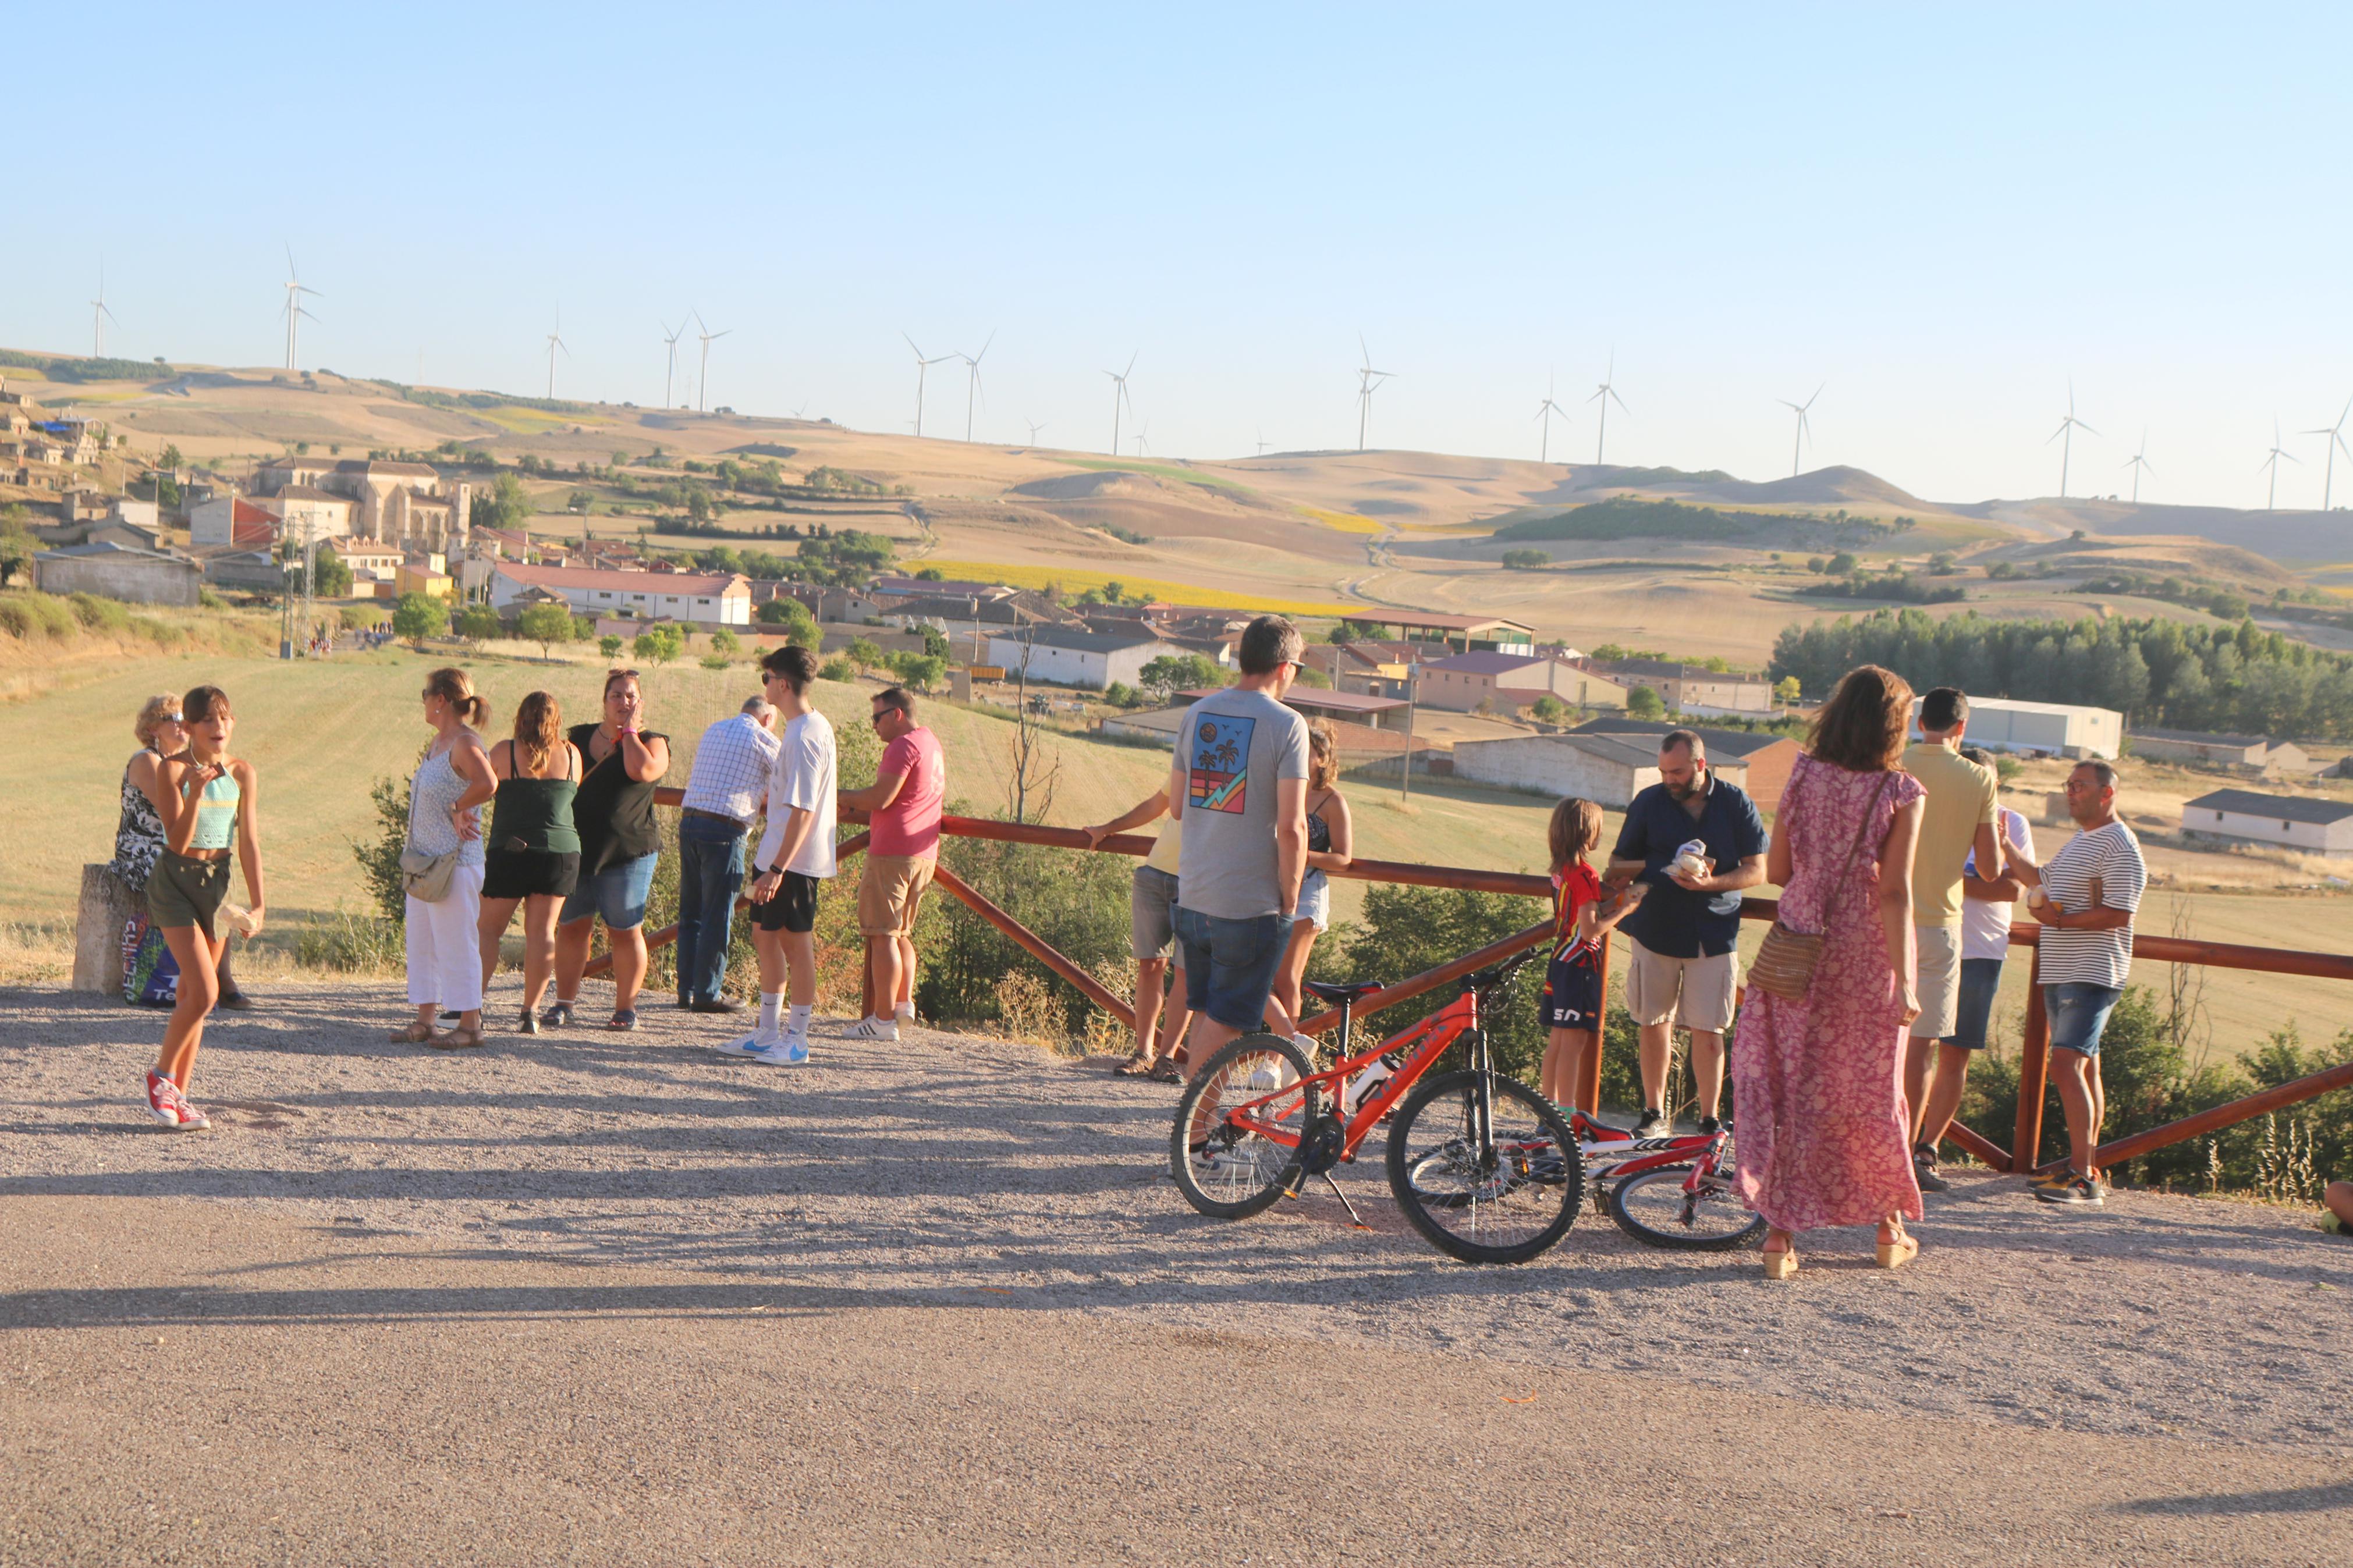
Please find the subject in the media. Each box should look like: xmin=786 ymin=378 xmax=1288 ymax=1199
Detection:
xmin=1303 ymin=979 xmax=1385 ymax=1004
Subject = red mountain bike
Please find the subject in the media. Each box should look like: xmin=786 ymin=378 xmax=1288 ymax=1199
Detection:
xmin=1170 ymin=951 xmax=1585 ymax=1264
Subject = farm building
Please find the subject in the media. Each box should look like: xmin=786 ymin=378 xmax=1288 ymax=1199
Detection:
xmin=2181 ymin=789 xmax=2353 ymax=855
xmin=1910 ymin=696 xmax=2121 ymax=760
xmin=2127 ymin=728 xmax=2312 ymax=773
xmin=487 ymin=561 xmax=751 ymax=625
xmin=1585 ymin=659 xmax=1775 ymax=716
xmin=985 ymin=626 xmax=1190 ymax=691
xmin=33 ymin=542 xmax=201 ymax=606
xmin=1172 ymin=686 xmax=1411 ymax=732
xmin=1415 ymin=652 xmax=1632 ymax=714
xmin=1449 ymin=731 xmax=1749 ymax=809
xmin=1376 ymin=612 xmax=1536 ymax=655
xmin=1565 ymin=718 xmax=1801 ymax=812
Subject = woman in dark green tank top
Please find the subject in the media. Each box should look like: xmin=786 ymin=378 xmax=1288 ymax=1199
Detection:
xmin=477 ymin=692 xmax=585 ymax=1033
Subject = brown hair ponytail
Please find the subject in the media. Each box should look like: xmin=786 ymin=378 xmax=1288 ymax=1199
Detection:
xmin=423 ymin=666 xmax=491 ymax=731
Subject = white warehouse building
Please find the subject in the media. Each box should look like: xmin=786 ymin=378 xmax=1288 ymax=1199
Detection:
xmin=1910 ymin=696 xmax=2122 ymax=760
xmin=2182 ymin=789 xmax=2353 ymax=855
xmin=1449 ymin=732 xmax=1749 ymax=809
xmin=487 ymin=562 xmax=752 ymax=625
xmin=985 ymin=627 xmax=1190 ymax=691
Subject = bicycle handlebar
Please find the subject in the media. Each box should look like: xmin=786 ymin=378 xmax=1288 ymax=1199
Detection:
xmin=1461 ymin=946 xmax=1542 ymax=995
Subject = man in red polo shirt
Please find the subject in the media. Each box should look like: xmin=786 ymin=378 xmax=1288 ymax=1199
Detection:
xmin=838 ymin=685 xmax=945 ymax=1041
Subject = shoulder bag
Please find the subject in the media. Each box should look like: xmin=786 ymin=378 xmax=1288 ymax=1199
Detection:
xmin=1748 ymin=767 xmax=1893 ymax=1002
xmin=400 ymin=845 xmax=459 ymax=902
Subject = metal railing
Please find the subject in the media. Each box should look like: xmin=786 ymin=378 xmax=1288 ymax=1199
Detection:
xmin=596 ymin=787 xmax=2353 ymax=1173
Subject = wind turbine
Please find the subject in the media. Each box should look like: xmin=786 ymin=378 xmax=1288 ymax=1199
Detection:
xmin=1024 ymin=418 xmax=1046 ymax=446
xmin=1354 ymin=334 xmax=1395 ymax=451
xmin=1133 ymin=419 xmax=1152 ymax=458
xmin=694 ymin=312 xmax=730 ymax=414
xmin=280 ymin=245 xmax=321 ymax=371
xmin=2047 ymin=382 xmax=2098 ymax=499
xmin=1255 ymin=433 xmax=1270 ymax=457
xmin=1105 ymin=351 xmax=1137 ymax=456
xmin=959 ymin=329 xmax=994 ymax=442
xmin=661 ymin=319 xmax=686 ymax=408
xmin=2121 ymin=430 xmax=2155 ymax=504
xmin=2302 ymin=394 xmax=2353 ymax=511
xmin=1588 ymin=353 xmax=1628 ymax=464
xmin=91 ymin=263 xmax=118 ymax=358
xmin=903 ymin=333 xmax=954 ymax=438
xmin=1533 ymin=375 xmax=1571 ymax=464
xmin=2260 ymin=418 xmax=2299 ymax=511
xmin=544 ymin=310 xmax=569 ymax=400
xmin=1777 ymin=383 xmax=1824 ymax=478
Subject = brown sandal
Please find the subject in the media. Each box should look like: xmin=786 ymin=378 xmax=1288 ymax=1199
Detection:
xmin=430 ymin=1027 xmax=486 ymax=1051
xmin=1114 ymin=1052 xmax=1159 ymax=1077
xmin=388 ymin=1021 xmax=435 ymax=1044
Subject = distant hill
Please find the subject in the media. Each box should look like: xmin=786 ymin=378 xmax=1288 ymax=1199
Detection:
xmin=1689 ymin=465 xmax=1930 ymax=511
xmin=1491 ymin=496 xmax=1772 ymax=544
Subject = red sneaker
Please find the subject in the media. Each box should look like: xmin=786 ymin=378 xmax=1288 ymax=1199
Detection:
xmin=145 ymin=1071 xmax=182 ymax=1126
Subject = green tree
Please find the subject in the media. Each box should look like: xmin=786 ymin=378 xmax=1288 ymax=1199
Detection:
xmin=158 ymin=444 xmax=184 ymax=472
xmin=885 ymin=651 xmax=946 ymax=690
xmin=0 ymin=504 xmax=34 ymax=587
xmin=566 ymin=489 xmax=595 ymax=513
xmin=1138 ymin=653 xmax=1224 ymax=703
xmin=709 ymin=627 xmax=742 ymax=657
xmin=846 ymin=635 xmax=884 ymax=671
xmin=392 ymin=592 xmax=447 ymax=649
xmin=1773 ymin=675 xmax=1803 ymax=706
xmin=471 ymin=471 xmax=533 ymax=532
xmin=1328 ymin=618 xmax=1383 ymax=644
xmin=454 ymin=603 xmax=503 ymax=644
xmin=516 ymin=601 xmax=577 ymax=661
xmin=1627 ymin=685 xmax=1666 ymax=720
xmin=633 ymin=623 xmax=684 ymax=665
xmin=818 ymin=655 xmax=856 ymax=682
xmin=918 ymin=623 xmax=952 ymax=660
xmin=1500 ymin=549 xmax=1550 ymax=570
xmin=1827 ymin=552 xmax=1858 ymax=575
xmin=311 ymin=542 xmax=352 ymax=598
xmin=598 ymin=634 xmax=624 ymax=660
xmin=757 ymin=598 xmax=822 ymax=650
xmin=1529 ymin=695 xmax=1567 ymax=724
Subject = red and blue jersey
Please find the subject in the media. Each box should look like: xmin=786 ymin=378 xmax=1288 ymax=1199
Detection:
xmin=1550 ymin=861 xmax=1603 ymax=969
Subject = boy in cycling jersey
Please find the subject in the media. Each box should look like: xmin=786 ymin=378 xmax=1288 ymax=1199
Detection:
xmin=1539 ymin=797 xmax=1643 ymax=1114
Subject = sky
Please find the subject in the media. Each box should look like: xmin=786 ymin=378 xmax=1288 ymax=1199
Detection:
xmin=10 ymin=2 xmax=2353 ymax=510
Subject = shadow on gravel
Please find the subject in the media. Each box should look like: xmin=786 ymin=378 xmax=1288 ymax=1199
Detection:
xmin=2124 ymin=1481 xmax=2353 ymax=1516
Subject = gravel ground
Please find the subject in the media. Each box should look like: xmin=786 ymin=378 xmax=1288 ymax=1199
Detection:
xmin=3 ymin=977 xmax=2350 ymax=1464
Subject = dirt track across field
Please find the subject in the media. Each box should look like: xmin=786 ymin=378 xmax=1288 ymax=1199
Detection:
xmin=2 ymin=981 xmax=2348 ymax=1565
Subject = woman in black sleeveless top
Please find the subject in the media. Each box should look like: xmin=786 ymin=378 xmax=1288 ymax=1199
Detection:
xmin=548 ymin=669 xmax=671 ymax=1031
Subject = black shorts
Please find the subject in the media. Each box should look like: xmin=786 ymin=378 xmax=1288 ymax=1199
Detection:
xmin=751 ymin=869 xmax=819 ymax=933
xmin=1542 ymin=956 xmax=1603 ymax=1032
xmin=482 ymin=849 xmax=581 ymax=901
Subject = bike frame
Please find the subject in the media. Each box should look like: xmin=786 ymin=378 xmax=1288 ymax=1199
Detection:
xmin=1223 ymin=986 xmax=1488 ymax=1162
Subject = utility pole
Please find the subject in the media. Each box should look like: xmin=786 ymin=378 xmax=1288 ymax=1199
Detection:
xmin=1399 ymin=660 xmax=1418 ymax=801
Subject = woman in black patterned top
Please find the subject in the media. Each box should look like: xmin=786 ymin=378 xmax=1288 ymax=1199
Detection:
xmin=111 ymin=694 xmax=185 ymax=892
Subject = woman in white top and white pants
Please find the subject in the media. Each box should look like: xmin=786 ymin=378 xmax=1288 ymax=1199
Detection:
xmin=392 ymin=669 xmax=498 ymax=1050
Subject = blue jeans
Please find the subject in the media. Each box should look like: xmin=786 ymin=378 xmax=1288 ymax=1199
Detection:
xmin=1173 ymin=906 xmax=1287 ymax=1033
xmin=2045 ymin=981 xmax=2124 ymax=1058
xmin=674 ymin=817 xmax=747 ymax=1005
xmin=1946 ymin=957 xmax=2004 ymax=1052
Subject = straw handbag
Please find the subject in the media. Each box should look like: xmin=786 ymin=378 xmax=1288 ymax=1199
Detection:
xmin=1748 ymin=770 xmax=1891 ymax=1002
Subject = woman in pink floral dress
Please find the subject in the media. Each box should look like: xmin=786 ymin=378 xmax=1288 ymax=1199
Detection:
xmin=1732 ymin=664 xmax=1927 ymax=1277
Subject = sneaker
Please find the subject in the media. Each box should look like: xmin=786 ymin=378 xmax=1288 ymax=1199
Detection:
xmin=1914 ymin=1147 xmax=1951 ymax=1194
xmin=145 ymin=1070 xmax=182 ymax=1127
xmin=893 ymin=1004 xmax=917 ymax=1026
xmin=714 ymin=1033 xmax=768 ymax=1057
xmin=1633 ymin=1108 xmax=1667 ymax=1137
xmin=753 ymin=1035 xmax=811 ymax=1066
xmin=173 ymin=1099 xmax=211 ymax=1132
xmin=843 ymin=1016 xmax=900 ymax=1042
xmin=2035 ymin=1175 xmax=2104 ymax=1208
xmin=2028 ymin=1169 xmax=2073 ymax=1193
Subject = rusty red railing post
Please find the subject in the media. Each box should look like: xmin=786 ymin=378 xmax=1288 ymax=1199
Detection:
xmin=1578 ymin=933 xmax=1610 ymax=1115
xmin=2013 ymin=944 xmax=2050 ymax=1176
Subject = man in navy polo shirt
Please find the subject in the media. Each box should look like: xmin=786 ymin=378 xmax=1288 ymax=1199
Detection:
xmin=1607 ymin=729 xmax=1769 ymax=1136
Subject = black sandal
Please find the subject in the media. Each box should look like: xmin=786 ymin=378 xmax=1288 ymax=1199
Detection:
xmin=1147 ymin=1058 xmax=1183 ymax=1084
xmin=1114 ymin=1052 xmax=1158 ymax=1077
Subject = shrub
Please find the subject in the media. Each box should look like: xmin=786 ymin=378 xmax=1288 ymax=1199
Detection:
xmin=68 ymin=592 xmax=132 ymax=633
xmin=129 ymin=616 xmax=181 ymax=647
xmin=0 ymin=591 xmax=76 ymax=639
xmin=198 ymin=588 xmax=228 ymax=610
xmin=353 ymin=774 xmax=413 ymax=922
xmin=599 ymin=634 xmax=624 ymax=659
xmin=818 ymin=656 xmax=856 ymax=682
xmin=1627 ymin=685 xmax=1666 ymax=720
xmin=294 ymin=909 xmax=406 ymax=973
xmin=1500 ymin=549 xmax=1550 ymax=570
xmin=699 ymin=653 xmax=732 ymax=670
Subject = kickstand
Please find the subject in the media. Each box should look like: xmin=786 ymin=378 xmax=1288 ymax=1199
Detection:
xmin=1321 ymin=1170 xmax=1371 ymax=1229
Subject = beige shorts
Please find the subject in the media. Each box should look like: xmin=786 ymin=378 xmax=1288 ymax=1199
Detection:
xmin=1623 ymin=936 xmax=1739 ymax=1034
xmin=1911 ymin=924 xmax=1962 ymax=1040
xmin=857 ymin=853 xmax=936 ymax=936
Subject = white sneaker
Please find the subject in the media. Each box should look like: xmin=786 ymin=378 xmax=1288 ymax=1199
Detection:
xmin=894 ymin=1006 xmax=917 ymax=1028
xmin=753 ymin=1034 xmax=811 ymax=1066
xmin=714 ymin=1033 xmax=766 ymax=1057
xmin=844 ymin=1016 xmax=899 ymax=1042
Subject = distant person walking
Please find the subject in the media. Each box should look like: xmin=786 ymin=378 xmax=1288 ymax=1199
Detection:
xmin=1269 ymin=718 xmax=1351 ymax=1040
xmin=1084 ymin=785 xmax=1194 ymax=1081
xmin=475 ymin=691 xmax=583 ymax=1036
xmin=550 ymin=670 xmax=672 ymax=1030
xmin=144 ymin=684 xmax=268 ymax=1129
xmin=1914 ymin=744 xmax=2037 ymax=1190
xmin=1166 ymin=615 xmax=1309 ymax=1060
xmin=675 ymin=695 xmax=782 ymax=1015
xmin=2026 ymin=759 xmax=2146 ymax=1210
xmin=1732 ymin=664 xmax=1926 ymax=1278
xmin=719 ymin=646 xmax=836 ymax=1065
xmin=391 ymin=668 xmax=496 ymax=1050
xmin=1900 ymin=688 xmax=2005 ymax=1193
xmin=1607 ymin=730 xmax=1769 ymax=1136
xmin=838 ymin=685 xmax=943 ymax=1041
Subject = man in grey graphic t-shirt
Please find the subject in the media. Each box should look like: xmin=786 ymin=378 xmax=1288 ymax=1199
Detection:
xmin=1166 ymin=615 xmax=1311 ymax=1061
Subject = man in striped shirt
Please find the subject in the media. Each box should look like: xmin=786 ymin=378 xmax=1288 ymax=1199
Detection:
xmin=2025 ymin=759 xmax=2146 ymax=1209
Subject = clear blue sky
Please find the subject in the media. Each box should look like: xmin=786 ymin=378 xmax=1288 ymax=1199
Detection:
xmin=12 ymin=2 xmax=2353 ymax=510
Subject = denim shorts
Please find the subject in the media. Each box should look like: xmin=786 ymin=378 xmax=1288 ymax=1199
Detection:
xmin=1946 ymin=957 xmax=2004 ymax=1051
xmin=559 ymin=851 xmax=659 ymax=930
xmin=2045 ymin=980 xmax=2124 ymax=1057
xmin=1296 ymin=869 xmax=1330 ymax=934
xmin=1173 ymin=905 xmax=1286 ymax=1032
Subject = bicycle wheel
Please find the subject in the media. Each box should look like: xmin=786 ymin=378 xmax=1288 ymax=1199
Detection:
xmin=1385 ymin=1069 xmax=1582 ymax=1265
xmin=1607 ymin=1164 xmax=1767 ymax=1251
xmin=1169 ymin=1032 xmax=1320 ymax=1220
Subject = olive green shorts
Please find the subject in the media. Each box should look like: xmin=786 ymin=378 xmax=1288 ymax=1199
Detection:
xmin=147 ymin=851 xmax=229 ymax=935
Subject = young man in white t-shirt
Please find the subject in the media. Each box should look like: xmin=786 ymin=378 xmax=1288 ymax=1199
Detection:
xmin=719 ymin=645 xmax=837 ymax=1065
xmin=2025 ymin=759 xmax=2146 ymax=1208
xmin=1914 ymin=746 xmax=2037 ymax=1192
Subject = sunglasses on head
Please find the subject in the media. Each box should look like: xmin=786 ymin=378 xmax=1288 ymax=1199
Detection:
xmin=162 ymin=712 xmax=184 ymax=723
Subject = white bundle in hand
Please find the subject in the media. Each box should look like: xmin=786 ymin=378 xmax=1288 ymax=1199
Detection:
xmin=2026 ymin=886 xmax=2050 ymax=911
xmin=217 ymin=902 xmax=262 ymax=939
xmin=1672 ymin=839 xmax=1709 ymax=879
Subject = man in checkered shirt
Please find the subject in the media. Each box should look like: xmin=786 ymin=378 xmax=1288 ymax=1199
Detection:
xmin=675 ymin=695 xmax=781 ymax=1012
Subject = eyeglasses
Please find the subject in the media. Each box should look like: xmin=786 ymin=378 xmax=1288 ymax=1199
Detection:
xmin=161 ymin=713 xmax=183 ymax=724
